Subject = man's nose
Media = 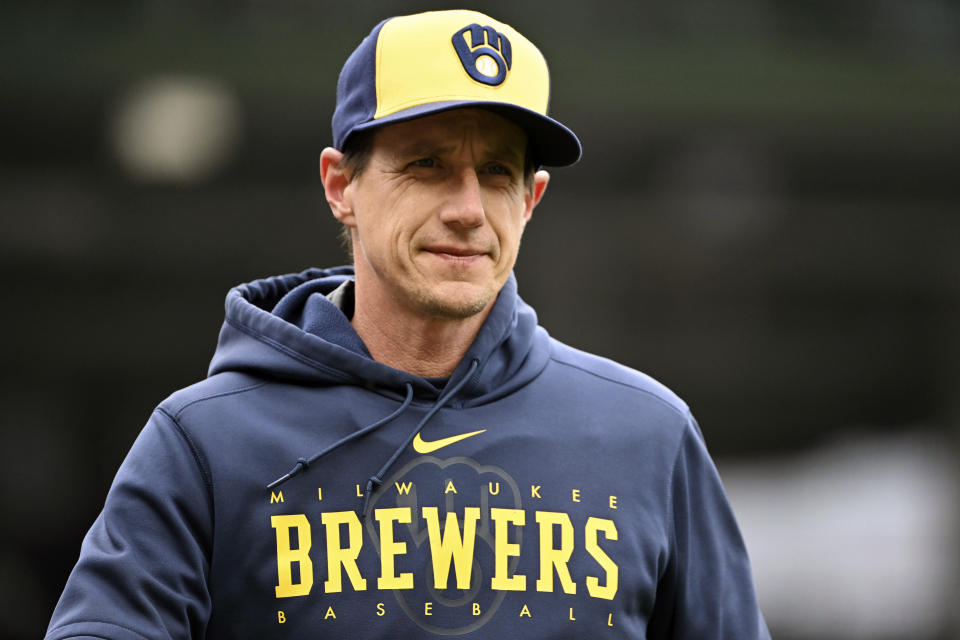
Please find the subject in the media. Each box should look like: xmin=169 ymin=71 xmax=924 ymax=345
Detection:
xmin=440 ymin=168 xmax=486 ymax=228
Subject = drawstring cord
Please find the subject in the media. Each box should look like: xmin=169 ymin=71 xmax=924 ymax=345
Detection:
xmin=267 ymin=382 xmax=415 ymax=490
xmin=360 ymin=358 xmax=479 ymax=517
xmin=266 ymin=358 xmax=480 ymax=517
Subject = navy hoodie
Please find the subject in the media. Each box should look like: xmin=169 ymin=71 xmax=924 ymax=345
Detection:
xmin=47 ymin=267 xmax=770 ymax=639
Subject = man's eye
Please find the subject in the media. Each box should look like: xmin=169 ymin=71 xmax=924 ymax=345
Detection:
xmin=486 ymin=164 xmax=511 ymax=176
xmin=411 ymin=157 xmax=435 ymax=168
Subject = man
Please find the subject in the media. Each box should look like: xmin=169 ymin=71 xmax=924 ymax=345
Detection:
xmin=47 ymin=10 xmax=769 ymax=639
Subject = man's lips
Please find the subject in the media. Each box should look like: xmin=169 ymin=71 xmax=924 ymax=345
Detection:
xmin=422 ymin=246 xmax=488 ymax=258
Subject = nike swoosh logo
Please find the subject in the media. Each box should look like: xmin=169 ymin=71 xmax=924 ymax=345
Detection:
xmin=412 ymin=429 xmax=487 ymax=454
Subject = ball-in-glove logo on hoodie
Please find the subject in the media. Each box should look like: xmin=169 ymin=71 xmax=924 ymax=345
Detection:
xmin=364 ymin=456 xmax=523 ymax=635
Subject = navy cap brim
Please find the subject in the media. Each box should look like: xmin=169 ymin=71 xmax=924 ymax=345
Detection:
xmin=345 ymin=100 xmax=582 ymax=167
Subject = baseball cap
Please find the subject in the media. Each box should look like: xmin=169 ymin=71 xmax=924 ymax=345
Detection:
xmin=332 ymin=10 xmax=581 ymax=167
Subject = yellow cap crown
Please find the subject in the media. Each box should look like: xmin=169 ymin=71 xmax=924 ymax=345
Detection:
xmin=374 ymin=10 xmax=549 ymax=118
xmin=332 ymin=10 xmax=581 ymax=166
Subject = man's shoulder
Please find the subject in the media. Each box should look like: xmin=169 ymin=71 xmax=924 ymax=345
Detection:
xmin=547 ymin=338 xmax=690 ymax=418
xmin=157 ymin=372 xmax=270 ymax=424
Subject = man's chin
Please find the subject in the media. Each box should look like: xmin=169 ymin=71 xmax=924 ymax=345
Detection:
xmin=414 ymin=282 xmax=497 ymax=320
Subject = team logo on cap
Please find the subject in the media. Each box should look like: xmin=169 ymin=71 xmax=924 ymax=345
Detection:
xmin=451 ymin=24 xmax=512 ymax=86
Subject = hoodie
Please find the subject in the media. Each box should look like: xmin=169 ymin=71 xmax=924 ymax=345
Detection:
xmin=46 ymin=267 xmax=770 ymax=640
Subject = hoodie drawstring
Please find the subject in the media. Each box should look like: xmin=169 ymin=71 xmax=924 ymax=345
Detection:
xmin=361 ymin=358 xmax=479 ymax=516
xmin=267 ymin=382 xmax=415 ymax=490
xmin=266 ymin=358 xmax=481 ymax=515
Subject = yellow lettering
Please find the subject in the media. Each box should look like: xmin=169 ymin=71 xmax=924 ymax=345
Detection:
xmin=395 ymin=481 xmax=414 ymax=495
xmin=320 ymin=511 xmax=367 ymax=593
xmin=271 ymin=514 xmax=313 ymax=598
xmin=608 ymin=612 xmax=614 ymax=627
xmin=488 ymin=481 xmax=500 ymax=496
xmin=568 ymin=607 xmax=576 ymax=621
xmin=270 ymin=491 xmax=284 ymax=504
xmin=519 ymin=604 xmax=531 ymax=618
xmin=423 ymin=506 xmax=480 ymax=590
xmin=535 ymin=511 xmax=577 ymax=594
xmin=585 ymin=517 xmax=619 ymax=600
xmin=530 ymin=485 xmax=541 ymax=499
xmin=571 ymin=488 xmax=581 ymax=503
xmin=376 ymin=602 xmax=385 ymax=616
xmin=324 ymin=606 xmax=336 ymax=620
xmin=277 ymin=611 xmax=286 ymax=624
xmin=609 ymin=495 xmax=618 ymax=510
xmin=490 ymin=508 xmax=526 ymax=591
xmin=472 ymin=602 xmax=481 ymax=616
xmin=317 ymin=487 xmax=323 ymax=501
xmin=424 ymin=602 xmax=433 ymax=616
xmin=375 ymin=507 xmax=414 ymax=590
xmin=355 ymin=484 xmax=364 ymax=497
xmin=445 ymin=480 xmax=458 ymax=494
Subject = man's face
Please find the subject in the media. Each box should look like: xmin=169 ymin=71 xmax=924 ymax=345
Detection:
xmin=341 ymin=108 xmax=547 ymax=320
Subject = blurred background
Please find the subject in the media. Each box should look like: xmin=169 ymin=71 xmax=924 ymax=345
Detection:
xmin=2 ymin=1 xmax=958 ymax=638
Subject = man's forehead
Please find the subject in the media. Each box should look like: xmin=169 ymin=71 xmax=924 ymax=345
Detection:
xmin=374 ymin=108 xmax=528 ymax=159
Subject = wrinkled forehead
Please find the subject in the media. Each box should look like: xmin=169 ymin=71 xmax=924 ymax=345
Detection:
xmin=372 ymin=107 xmax=528 ymax=161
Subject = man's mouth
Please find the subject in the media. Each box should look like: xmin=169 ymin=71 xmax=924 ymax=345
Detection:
xmin=424 ymin=245 xmax=486 ymax=258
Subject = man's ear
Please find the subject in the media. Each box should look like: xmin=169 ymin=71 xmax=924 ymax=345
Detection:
xmin=320 ymin=147 xmax=355 ymax=227
xmin=523 ymin=170 xmax=550 ymax=223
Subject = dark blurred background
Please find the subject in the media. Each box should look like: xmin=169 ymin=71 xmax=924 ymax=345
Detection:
xmin=2 ymin=1 xmax=958 ymax=638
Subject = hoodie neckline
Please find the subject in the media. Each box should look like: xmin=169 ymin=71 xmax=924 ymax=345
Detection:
xmin=208 ymin=266 xmax=550 ymax=407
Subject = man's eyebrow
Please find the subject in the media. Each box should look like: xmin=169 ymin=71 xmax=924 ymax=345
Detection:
xmin=391 ymin=139 xmax=524 ymax=165
xmin=488 ymin=142 xmax=524 ymax=166
xmin=393 ymin=141 xmax=456 ymax=159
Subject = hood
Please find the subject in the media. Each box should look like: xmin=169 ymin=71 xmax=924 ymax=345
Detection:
xmin=207 ymin=266 xmax=550 ymax=407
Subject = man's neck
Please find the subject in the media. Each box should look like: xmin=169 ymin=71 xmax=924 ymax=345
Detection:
xmin=350 ymin=281 xmax=491 ymax=379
